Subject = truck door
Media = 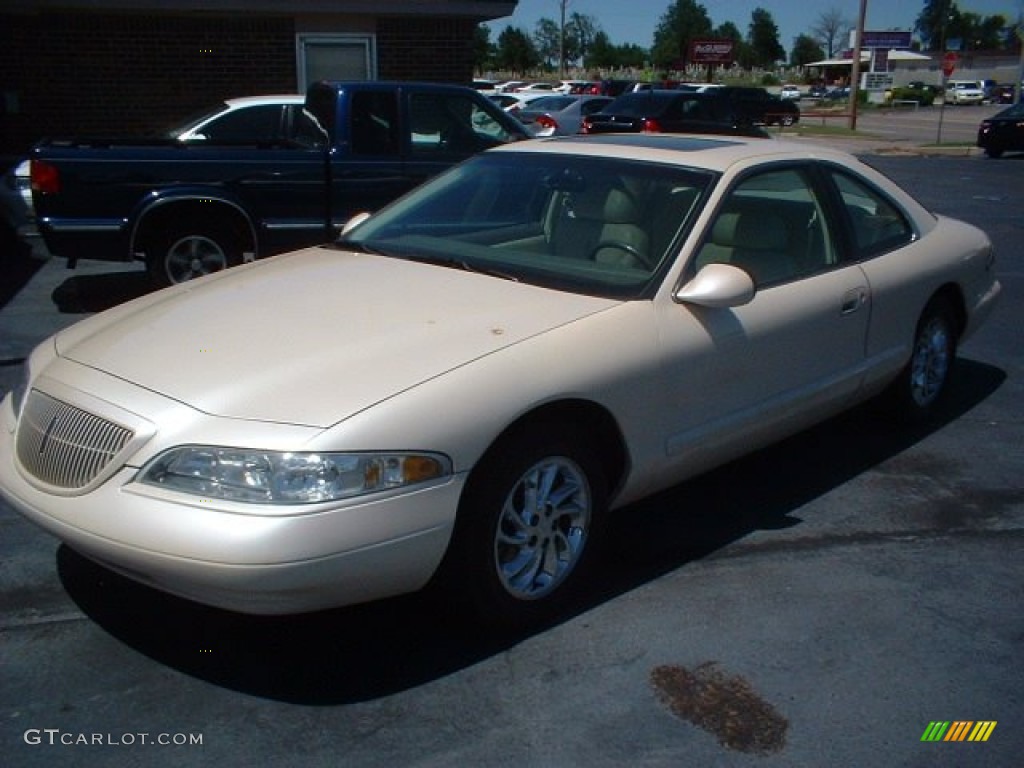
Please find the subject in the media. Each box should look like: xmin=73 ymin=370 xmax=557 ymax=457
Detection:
xmin=328 ymin=89 xmax=411 ymax=226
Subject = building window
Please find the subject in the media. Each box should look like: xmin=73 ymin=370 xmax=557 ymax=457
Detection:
xmin=297 ymin=35 xmax=376 ymax=90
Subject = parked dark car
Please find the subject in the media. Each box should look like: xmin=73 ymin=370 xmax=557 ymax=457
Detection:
xmin=715 ymin=86 xmax=800 ymax=126
xmin=977 ymin=101 xmax=1024 ymax=158
xmin=580 ymin=91 xmax=769 ymax=137
xmin=991 ymin=84 xmax=1019 ymax=104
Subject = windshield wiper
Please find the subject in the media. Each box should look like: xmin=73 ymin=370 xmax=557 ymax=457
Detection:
xmin=398 ymin=252 xmax=521 ymax=283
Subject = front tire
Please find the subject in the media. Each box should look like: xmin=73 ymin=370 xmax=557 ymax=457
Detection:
xmin=441 ymin=430 xmax=607 ymax=628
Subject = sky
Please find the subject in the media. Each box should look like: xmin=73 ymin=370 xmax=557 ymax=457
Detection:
xmin=486 ymin=0 xmax=1022 ymax=52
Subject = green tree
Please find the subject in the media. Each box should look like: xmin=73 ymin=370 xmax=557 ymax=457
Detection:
xmin=585 ymin=37 xmax=649 ymax=70
xmin=651 ymin=0 xmax=713 ymax=69
xmin=533 ymin=18 xmax=562 ymax=68
xmin=971 ymin=13 xmax=1009 ymax=51
xmin=916 ymin=0 xmax=960 ymax=50
xmin=713 ymin=21 xmax=743 ymax=43
xmin=790 ymin=34 xmax=825 ymax=66
xmin=746 ymin=7 xmax=785 ymax=67
xmin=568 ymin=13 xmax=599 ymax=65
xmin=495 ymin=26 xmax=540 ymax=74
xmin=614 ymin=43 xmax=650 ymax=69
xmin=913 ymin=0 xmax=1009 ymax=51
xmin=474 ymin=25 xmax=495 ymax=74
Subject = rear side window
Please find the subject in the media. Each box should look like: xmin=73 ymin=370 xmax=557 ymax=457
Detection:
xmin=829 ymin=171 xmax=914 ymax=257
xmin=200 ymin=105 xmax=284 ymax=142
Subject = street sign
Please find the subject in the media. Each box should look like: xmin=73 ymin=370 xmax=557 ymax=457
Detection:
xmin=942 ymin=51 xmax=958 ymax=77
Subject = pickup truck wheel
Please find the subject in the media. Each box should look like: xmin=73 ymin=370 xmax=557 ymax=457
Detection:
xmin=146 ymin=225 xmax=242 ymax=286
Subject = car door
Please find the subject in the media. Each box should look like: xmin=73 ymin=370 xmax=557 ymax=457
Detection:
xmin=328 ymin=88 xmax=410 ymax=225
xmin=656 ymin=165 xmax=872 ymax=467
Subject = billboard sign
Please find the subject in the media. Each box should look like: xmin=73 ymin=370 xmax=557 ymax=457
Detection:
xmin=689 ymin=39 xmax=736 ymax=65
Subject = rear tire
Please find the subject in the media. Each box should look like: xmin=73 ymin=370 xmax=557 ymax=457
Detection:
xmin=145 ymin=221 xmax=243 ymax=286
xmin=882 ymin=295 xmax=958 ymax=422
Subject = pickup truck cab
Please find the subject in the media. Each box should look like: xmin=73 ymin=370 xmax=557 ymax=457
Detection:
xmin=30 ymin=81 xmax=529 ymax=284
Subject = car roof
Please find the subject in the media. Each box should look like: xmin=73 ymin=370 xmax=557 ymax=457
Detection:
xmin=223 ymin=95 xmax=305 ymax=108
xmin=490 ymin=133 xmax=856 ymax=173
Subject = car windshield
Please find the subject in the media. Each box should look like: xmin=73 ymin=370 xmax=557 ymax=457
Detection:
xmin=340 ymin=152 xmax=713 ymax=299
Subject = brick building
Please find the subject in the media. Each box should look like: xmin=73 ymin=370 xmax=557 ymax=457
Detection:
xmin=0 ymin=0 xmax=516 ymax=155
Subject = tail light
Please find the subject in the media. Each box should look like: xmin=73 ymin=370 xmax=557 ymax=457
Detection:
xmin=580 ymin=117 xmax=593 ymax=134
xmin=642 ymin=118 xmax=663 ymax=133
xmin=536 ymin=114 xmax=559 ymax=132
xmin=31 ymin=160 xmax=60 ymax=195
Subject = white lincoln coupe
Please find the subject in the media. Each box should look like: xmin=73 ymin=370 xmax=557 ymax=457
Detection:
xmin=0 ymin=135 xmax=1001 ymax=627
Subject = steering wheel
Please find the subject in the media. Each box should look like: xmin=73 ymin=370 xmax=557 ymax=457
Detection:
xmin=587 ymin=240 xmax=654 ymax=270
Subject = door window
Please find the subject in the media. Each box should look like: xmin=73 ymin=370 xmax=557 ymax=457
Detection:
xmin=694 ymin=168 xmax=835 ymax=286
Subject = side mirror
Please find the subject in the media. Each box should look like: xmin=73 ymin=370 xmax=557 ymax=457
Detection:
xmin=340 ymin=211 xmax=372 ymax=236
xmin=675 ymin=263 xmax=755 ymax=308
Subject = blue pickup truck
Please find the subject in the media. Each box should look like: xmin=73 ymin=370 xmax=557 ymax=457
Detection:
xmin=29 ymin=81 xmax=529 ymax=284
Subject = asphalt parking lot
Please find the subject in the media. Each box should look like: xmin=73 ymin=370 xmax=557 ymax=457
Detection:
xmin=1 ymin=146 xmax=1022 ymax=767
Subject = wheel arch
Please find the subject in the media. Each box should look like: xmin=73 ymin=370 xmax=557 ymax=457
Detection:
xmin=130 ymin=195 xmax=257 ymax=259
xmin=927 ymin=282 xmax=967 ymax=339
xmin=472 ymin=398 xmax=631 ymax=501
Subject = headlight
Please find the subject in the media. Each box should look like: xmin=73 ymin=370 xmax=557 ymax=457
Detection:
xmin=137 ymin=447 xmax=451 ymax=504
xmin=10 ymin=364 xmax=31 ymax=419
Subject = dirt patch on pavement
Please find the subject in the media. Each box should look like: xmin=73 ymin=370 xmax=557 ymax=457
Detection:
xmin=650 ymin=661 xmax=788 ymax=755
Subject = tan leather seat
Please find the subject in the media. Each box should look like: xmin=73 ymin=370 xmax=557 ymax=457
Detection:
xmin=695 ymin=209 xmax=796 ymax=285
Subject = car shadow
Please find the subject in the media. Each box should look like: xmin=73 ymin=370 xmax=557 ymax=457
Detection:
xmin=51 ymin=268 xmax=154 ymax=313
xmin=57 ymin=359 xmax=1006 ymax=705
xmin=0 ymin=235 xmax=44 ymax=312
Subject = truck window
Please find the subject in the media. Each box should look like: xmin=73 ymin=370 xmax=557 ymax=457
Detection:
xmin=200 ymin=105 xmax=284 ymax=142
xmin=408 ymin=93 xmax=504 ymax=155
xmin=351 ymin=91 xmax=400 ymax=156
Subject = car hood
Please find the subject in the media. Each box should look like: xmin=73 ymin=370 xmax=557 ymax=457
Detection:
xmin=56 ymin=248 xmax=618 ymax=428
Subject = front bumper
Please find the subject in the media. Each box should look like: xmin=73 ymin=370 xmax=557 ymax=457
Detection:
xmin=0 ymin=388 xmax=462 ymax=615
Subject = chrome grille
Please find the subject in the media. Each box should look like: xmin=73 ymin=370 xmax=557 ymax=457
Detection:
xmin=16 ymin=391 xmax=134 ymax=489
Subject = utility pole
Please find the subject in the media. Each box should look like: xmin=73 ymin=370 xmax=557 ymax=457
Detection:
xmin=1016 ymin=13 xmax=1024 ymax=104
xmin=848 ymin=0 xmax=868 ymax=130
xmin=559 ymin=0 xmax=569 ymax=78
